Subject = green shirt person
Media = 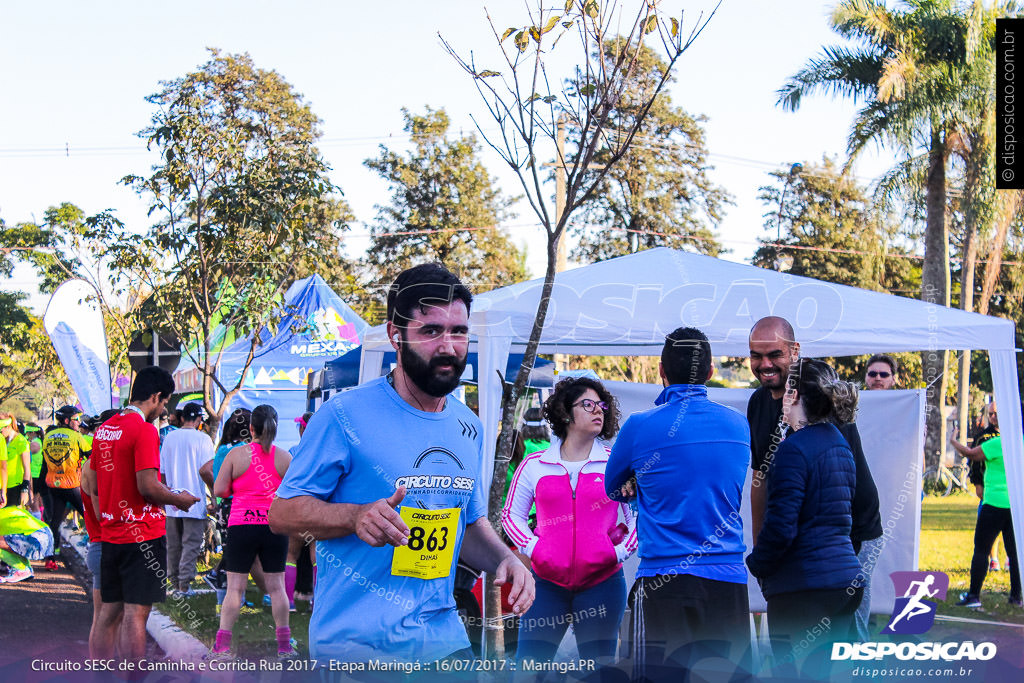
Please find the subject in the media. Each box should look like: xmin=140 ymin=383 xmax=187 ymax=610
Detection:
xmin=2 ymin=416 xmax=33 ymax=507
xmin=951 ymin=430 xmax=1021 ymax=606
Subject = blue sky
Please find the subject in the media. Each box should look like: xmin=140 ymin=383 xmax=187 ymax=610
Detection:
xmin=1 ymin=1 xmax=897 ymax=311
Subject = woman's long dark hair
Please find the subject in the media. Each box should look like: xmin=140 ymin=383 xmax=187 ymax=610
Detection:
xmin=250 ymin=404 xmax=278 ymax=452
xmin=218 ymin=408 xmax=252 ymax=448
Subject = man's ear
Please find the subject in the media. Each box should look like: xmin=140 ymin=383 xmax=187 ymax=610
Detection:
xmin=706 ymin=365 xmax=715 ymax=383
xmin=658 ymin=362 xmax=668 ymax=387
xmin=386 ymin=322 xmax=401 ymax=350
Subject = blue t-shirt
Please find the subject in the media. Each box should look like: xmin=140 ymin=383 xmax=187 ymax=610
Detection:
xmin=275 ymin=377 xmax=487 ymax=662
xmin=606 ymin=384 xmax=750 ymax=584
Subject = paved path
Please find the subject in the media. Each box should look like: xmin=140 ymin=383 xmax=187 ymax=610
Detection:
xmin=0 ymin=557 xmax=92 ymax=677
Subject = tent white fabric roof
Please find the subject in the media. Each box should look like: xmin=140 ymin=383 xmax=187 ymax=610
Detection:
xmin=359 ymin=247 xmax=1022 ymax=576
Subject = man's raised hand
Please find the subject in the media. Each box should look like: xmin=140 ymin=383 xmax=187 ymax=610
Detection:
xmin=356 ymin=486 xmax=411 ymax=547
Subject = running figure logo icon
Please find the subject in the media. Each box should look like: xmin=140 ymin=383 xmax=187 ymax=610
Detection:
xmin=882 ymin=571 xmax=949 ymax=634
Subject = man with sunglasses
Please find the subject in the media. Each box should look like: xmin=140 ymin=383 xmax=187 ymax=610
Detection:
xmin=864 ymin=354 xmax=898 ymax=390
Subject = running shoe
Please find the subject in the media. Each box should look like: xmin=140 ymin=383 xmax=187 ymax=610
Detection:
xmin=989 ymin=559 xmax=1000 ymax=571
xmin=0 ymin=568 xmax=33 ymax=583
xmin=204 ymin=649 xmax=234 ymax=662
xmin=44 ymin=559 xmax=60 ymax=572
xmin=956 ymin=593 xmax=981 ymax=608
xmin=262 ymin=594 xmax=272 ymax=607
xmin=278 ymin=638 xmax=300 ymax=659
xmin=289 ymin=601 xmax=296 ymax=613
xmin=202 ymin=570 xmax=219 ymax=590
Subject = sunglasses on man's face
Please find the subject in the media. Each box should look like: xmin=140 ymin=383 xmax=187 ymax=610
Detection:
xmin=572 ymin=399 xmax=609 ymax=414
xmin=867 ymin=371 xmax=891 ymax=379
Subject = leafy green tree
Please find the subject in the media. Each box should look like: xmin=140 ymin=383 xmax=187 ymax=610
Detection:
xmin=777 ymin=0 xmax=998 ymax=468
xmin=108 ymin=49 xmax=347 ymax=427
xmin=573 ymin=37 xmax=729 ymax=262
xmin=0 ymin=309 xmax=64 ymax=405
xmin=364 ymin=107 xmax=526 ymax=290
xmin=753 ymin=157 xmax=915 ymax=292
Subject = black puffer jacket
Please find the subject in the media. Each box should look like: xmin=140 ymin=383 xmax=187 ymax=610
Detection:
xmin=746 ymin=422 xmax=862 ymax=597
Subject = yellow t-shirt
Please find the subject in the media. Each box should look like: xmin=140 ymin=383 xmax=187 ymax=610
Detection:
xmin=42 ymin=427 xmax=89 ymax=489
xmin=5 ymin=433 xmax=29 ymax=486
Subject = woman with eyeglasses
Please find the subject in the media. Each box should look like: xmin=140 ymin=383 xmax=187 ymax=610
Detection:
xmin=745 ymin=359 xmax=864 ymax=668
xmin=502 ymin=376 xmax=636 ymax=666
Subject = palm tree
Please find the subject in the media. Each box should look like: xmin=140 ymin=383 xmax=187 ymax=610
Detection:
xmin=777 ymin=0 xmax=1012 ymax=468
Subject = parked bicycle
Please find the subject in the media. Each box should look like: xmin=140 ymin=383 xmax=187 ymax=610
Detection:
xmin=922 ymin=457 xmax=971 ymax=496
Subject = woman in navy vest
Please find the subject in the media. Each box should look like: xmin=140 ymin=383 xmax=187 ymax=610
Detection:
xmin=746 ymin=358 xmax=863 ymax=669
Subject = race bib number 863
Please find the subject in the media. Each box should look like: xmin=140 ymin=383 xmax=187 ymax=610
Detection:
xmin=391 ymin=507 xmax=460 ymax=580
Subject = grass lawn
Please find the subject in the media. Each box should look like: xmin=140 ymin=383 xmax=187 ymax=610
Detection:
xmin=920 ymin=493 xmax=1023 ymax=625
xmin=159 ymin=558 xmax=314 ymax=660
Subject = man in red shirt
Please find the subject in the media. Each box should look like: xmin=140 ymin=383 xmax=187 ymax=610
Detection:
xmin=90 ymin=366 xmax=199 ymax=661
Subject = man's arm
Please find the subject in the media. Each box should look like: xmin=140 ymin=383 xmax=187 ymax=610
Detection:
xmin=199 ymin=460 xmax=214 ymax=492
xmin=81 ymin=461 xmax=101 ymax=522
xmin=269 ymin=488 xmax=411 ymax=546
xmin=749 ymin=471 xmax=767 ymax=543
xmin=20 ymin=446 xmax=32 ymax=494
xmin=951 ymin=439 xmax=985 ymax=462
xmin=136 ymin=468 xmax=199 ymax=511
xmin=604 ymin=419 xmax=635 ymax=501
xmin=459 ymin=518 xmax=535 ymax=615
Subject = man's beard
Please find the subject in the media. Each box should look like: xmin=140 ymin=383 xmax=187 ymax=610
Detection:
xmin=400 ymin=343 xmax=467 ymax=398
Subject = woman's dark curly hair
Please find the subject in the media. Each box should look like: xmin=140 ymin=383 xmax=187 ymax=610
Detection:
xmin=218 ymin=408 xmax=252 ymax=449
xmin=542 ymin=376 xmax=620 ymax=441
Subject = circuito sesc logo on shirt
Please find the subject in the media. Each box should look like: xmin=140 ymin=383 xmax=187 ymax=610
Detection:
xmin=882 ymin=571 xmax=949 ymax=635
xmin=394 ymin=446 xmax=476 ymax=511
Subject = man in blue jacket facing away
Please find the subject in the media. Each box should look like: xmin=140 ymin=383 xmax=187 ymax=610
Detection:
xmin=606 ymin=327 xmax=751 ymax=682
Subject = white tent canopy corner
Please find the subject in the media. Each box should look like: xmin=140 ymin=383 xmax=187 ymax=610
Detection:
xmin=464 ymin=247 xmax=1021 ymax=591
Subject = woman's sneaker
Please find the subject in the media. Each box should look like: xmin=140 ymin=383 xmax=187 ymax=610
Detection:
xmin=204 ymin=650 xmax=234 ymax=662
xmin=0 ymin=568 xmax=33 ymax=583
xmin=956 ymin=593 xmax=981 ymax=608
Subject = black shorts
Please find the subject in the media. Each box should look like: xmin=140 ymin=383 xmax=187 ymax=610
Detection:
xmin=5 ymin=483 xmax=26 ymax=507
xmin=225 ymin=524 xmax=287 ymax=574
xmin=101 ymin=537 xmax=167 ymax=605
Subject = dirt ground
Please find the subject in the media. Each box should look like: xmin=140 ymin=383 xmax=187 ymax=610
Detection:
xmin=0 ymin=547 xmax=163 ymax=680
xmin=0 ymin=555 xmax=93 ymax=675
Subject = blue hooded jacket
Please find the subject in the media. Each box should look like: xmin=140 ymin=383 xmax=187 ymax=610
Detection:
xmin=606 ymin=384 xmax=750 ymax=582
xmin=745 ymin=421 xmax=862 ymax=597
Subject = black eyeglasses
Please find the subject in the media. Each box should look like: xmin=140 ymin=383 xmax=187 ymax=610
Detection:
xmin=572 ymin=399 xmax=609 ymax=414
xmin=867 ymin=371 xmax=891 ymax=379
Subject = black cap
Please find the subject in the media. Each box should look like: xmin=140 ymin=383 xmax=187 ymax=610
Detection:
xmin=181 ymin=403 xmax=205 ymax=422
xmin=55 ymin=405 xmax=82 ymax=422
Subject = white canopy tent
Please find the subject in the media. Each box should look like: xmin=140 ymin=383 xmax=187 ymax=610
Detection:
xmin=359 ymin=247 xmax=1023 ymax=591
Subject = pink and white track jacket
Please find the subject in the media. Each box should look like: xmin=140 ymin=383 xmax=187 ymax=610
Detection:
xmin=502 ymin=439 xmax=638 ymax=591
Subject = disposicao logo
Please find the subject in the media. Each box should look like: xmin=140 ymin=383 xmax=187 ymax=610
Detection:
xmin=831 ymin=570 xmax=998 ymax=663
xmin=883 ymin=570 xmax=948 ymax=634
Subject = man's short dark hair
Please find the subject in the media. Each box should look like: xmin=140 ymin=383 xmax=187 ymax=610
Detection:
xmin=130 ymin=366 xmax=175 ymax=403
xmin=386 ymin=263 xmax=472 ymax=331
xmin=661 ymin=327 xmax=712 ymax=385
xmin=866 ymin=354 xmax=898 ymax=376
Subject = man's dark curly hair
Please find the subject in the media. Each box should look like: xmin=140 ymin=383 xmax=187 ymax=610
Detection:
xmin=542 ymin=376 xmax=620 ymax=441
